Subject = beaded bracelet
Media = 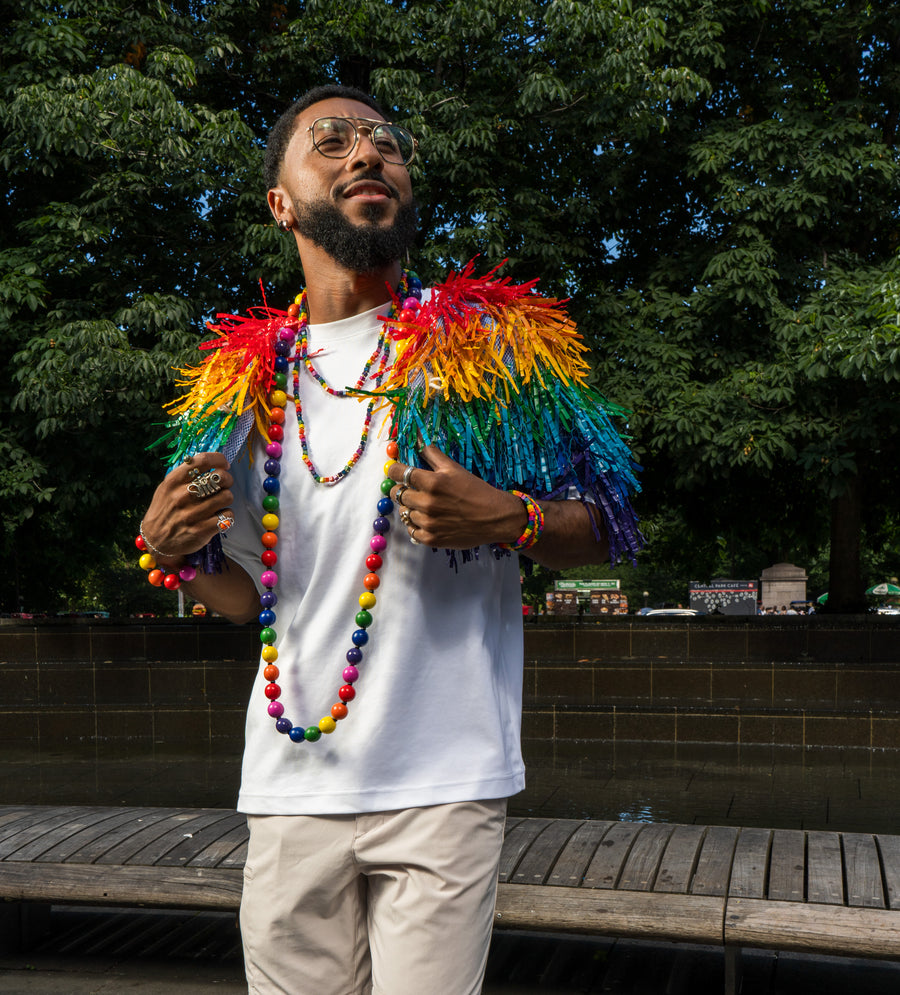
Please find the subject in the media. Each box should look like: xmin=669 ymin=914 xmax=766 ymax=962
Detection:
xmin=499 ymin=491 xmax=545 ymax=551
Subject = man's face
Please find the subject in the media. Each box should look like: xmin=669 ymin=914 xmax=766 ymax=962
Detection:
xmin=275 ymin=98 xmax=417 ymax=273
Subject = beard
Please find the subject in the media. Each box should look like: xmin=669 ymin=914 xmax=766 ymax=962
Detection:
xmin=293 ymin=194 xmax=418 ymax=274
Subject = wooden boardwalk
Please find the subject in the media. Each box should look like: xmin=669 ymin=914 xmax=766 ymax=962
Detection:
xmin=1 ymin=805 xmax=899 ymax=990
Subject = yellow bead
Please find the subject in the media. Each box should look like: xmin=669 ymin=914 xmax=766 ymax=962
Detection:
xmin=318 ymin=716 xmax=336 ymax=734
xmin=261 ymin=645 xmax=278 ymax=663
xmin=270 ymin=389 xmax=287 ymax=408
xmin=383 ymin=459 xmax=397 ymax=476
xmin=139 ymin=553 xmax=156 ymax=571
xmin=294 ymin=293 xmax=303 ymax=305
xmin=358 ymin=591 xmax=376 ymax=610
xmin=261 ymin=513 xmax=280 ymax=530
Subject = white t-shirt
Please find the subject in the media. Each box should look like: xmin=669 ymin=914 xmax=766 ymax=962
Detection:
xmin=223 ymin=301 xmax=526 ymax=815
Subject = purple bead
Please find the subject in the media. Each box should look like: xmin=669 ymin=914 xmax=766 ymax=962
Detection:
xmin=265 ymin=441 xmax=283 ymax=459
xmin=275 ymin=716 xmax=292 ymax=734
xmin=370 ymin=534 xmax=387 ymax=552
xmin=274 ymin=340 xmax=291 ymax=357
xmin=268 ymin=701 xmax=284 ymax=717
xmin=343 ymin=665 xmax=359 ymax=683
xmin=264 ymin=459 xmax=281 ymax=476
xmin=261 ymin=570 xmax=278 ymax=587
xmin=260 ymin=591 xmax=278 ymax=608
xmin=373 ymin=516 xmax=390 ymax=534
xmin=346 ymin=647 xmax=362 ymax=664
xmin=278 ymin=326 xmax=296 ymax=342
xmin=178 ymin=565 xmax=197 ymax=582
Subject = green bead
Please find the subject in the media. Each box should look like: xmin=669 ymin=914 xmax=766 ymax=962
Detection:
xmin=259 ymin=627 xmax=277 ymax=644
xmin=304 ymin=726 xmax=322 ymax=742
xmin=263 ymin=495 xmax=280 ymax=511
xmin=274 ymin=372 xmax=287 ymax=389
xmin=380 ymin=477 xmax=394 ymax=495
xmin=355 ymin=609 xmax=373 ymax=628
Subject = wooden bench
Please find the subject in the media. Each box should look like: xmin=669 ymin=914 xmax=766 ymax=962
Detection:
xmin=2 ymin=806 xmax=899 ymax=994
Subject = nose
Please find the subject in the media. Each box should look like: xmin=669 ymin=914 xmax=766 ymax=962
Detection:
xmin=347 ymin=128 xmax=384 ymax=170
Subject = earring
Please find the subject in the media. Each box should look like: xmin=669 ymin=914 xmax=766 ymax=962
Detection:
xmin=278 ymin=219 xmax=293 ymax=233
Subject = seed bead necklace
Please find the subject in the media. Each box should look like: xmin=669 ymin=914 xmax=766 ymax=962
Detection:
xmin=259 ymin=269 xmax=422 ymax=743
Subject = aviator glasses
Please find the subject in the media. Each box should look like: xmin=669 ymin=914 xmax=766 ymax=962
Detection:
xmin=308 ymin=117 xmax=418 ymax=166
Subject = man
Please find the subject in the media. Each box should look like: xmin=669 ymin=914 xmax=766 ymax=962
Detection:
xmin=138 ymin=84 xmax=640 ymax=995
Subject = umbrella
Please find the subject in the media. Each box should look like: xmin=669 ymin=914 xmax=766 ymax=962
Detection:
xmin=867 ymin=582 xmax=900 ymax=597
xmin=816 ymin=592 xmax=828 ymax=603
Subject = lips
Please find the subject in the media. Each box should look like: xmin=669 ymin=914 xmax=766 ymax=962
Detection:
xmin=341 ymin=178 xmax=395 ymax=200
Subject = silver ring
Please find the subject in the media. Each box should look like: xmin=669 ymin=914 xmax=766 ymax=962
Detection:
xmin=395 ymin=484 xmax=408 ymax=506
xmin=399 ymin=508 xmax=412 ymax=526
xmin=216 ymin=512 xmax=234 ymax=533
xmin=402 ymin=465 xmax=416 ymax=488
xmin=409 ymin=526 xmax=420 ymax=545
xmin=187 ymin=470 xmax=223 ymax=499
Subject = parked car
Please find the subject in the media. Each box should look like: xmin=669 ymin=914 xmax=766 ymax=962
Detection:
xmin=641 ymin=608 xmax=704 ymax=617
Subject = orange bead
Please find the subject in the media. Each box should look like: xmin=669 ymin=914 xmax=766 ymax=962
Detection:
xmin=261 ymin=531 xmax=278 ymax=548
xmin=270 ymin=407 xmax=285 ymax=425
xmin=386 ymin=440 xmax=399 ymax=459
xmin=147 ymin=569 xmax=165 ymax=586
xmin=363 ymin=572 xmax=380 ymax=591
xmin=331 ymin=702 xmax=348 ymax=720
xmin=263 ymin=664 xmax=279 ymax=681
xmin=287 ymin=303 xmax=300 ymax=317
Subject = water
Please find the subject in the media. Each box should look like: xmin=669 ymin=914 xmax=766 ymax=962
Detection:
xmin=3 ymin=740 xmax=899 ymax=834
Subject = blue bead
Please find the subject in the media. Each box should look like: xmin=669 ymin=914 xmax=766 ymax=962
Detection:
xmin=275 ymin=717 xmax=292 ymax=733
xmin=260 ymin=591 xmax=278 ymax=608
xmin=377 ymin=497 xmax=393 ymax=515
xmin=351 ymin=629 xmax=369 ymax=647
xmin=274 ymin=356 xmax=289 ymax=373
xmin=373 ymin=516 xmax=390 ymax=534
xmin=264 ymin=459 xmax=281 ymax=476
xmin=263 ymin=477 xmax=281 ymax=494
xmin=346 ymin=646 xmax=363 ymax=663
xmin=258 ymin=609 xmax=276 ymax=626
xmin=274 ymin=340 xmax=291 ymax=357
xmin=288 ymin=726 xmax=306 ymax=743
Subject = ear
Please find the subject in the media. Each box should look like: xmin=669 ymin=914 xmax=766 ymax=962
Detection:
xmin=267 ymin=187 xmax=294 ymax=228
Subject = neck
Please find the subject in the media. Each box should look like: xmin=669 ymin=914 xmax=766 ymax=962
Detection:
xmin=298 ymin=247 xmax=402 ymax=324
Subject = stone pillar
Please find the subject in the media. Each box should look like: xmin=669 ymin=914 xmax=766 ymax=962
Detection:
xmin=760 ymin=562 xmax=808 ymax=609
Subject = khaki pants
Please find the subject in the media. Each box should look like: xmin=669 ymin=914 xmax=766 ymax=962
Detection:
xmin=240 ymin=799 xmax=507 ymax=995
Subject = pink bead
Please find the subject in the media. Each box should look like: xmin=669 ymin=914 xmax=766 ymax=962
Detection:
xmin=261 ymin=570 xmax=278 ymax=587
xmin=267 ymin=701 xmax=284 ymax=717
xmin=278 ymin=327 xmax=295 ymax=341
xmin=370 ymin=535 xmax=387 ymax=552
xmin=179 ymin=565 xmax=197 ymax=582
xmin=265 ymin=441 xmax=283 ymax=458
xmin=343 ymin=665 xmax=359 ymax=683
xmin=401 ymin=297 xmax=419 ymax=310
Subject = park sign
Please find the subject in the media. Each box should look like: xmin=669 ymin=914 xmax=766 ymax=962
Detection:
xmin=689 ymin=580 xmax=758 ymax=615
xmin=555 ymin=579 xmax=621 ymax=591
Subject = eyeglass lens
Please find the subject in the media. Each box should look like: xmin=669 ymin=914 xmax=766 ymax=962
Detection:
xmin=312 ymin=118 xmax=415 ymax=164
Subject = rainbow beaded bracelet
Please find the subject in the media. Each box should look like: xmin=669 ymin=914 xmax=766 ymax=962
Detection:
xmin=499 ymin=490 xmax=545 ymax=552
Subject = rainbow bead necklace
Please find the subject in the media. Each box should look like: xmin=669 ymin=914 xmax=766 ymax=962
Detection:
xmin=258 ymin=270 xmax=422 ymax=744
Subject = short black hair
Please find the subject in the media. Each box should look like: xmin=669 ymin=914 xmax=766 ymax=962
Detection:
xmin=263 ymin=85 xmax=389 ymax=191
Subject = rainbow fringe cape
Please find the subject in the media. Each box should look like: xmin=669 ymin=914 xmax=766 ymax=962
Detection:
xmin=155 ymin=262 xmax=644 ymax=564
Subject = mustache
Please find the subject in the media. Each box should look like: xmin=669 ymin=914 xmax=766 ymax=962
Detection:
xmin=335 ymin=172 xmax=401 ymax=200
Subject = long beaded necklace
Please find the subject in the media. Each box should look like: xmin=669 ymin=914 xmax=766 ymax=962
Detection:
xmin=258 ymin=270 xmax=422 ymax=743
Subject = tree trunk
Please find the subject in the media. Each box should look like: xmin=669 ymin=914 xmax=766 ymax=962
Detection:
xmin=825 ymin=474 xmax=867 ymax=613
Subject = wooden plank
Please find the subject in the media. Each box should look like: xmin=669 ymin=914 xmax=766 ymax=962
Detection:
xmin=122 ymin=812 xmax=238 ymax=866
xmin=497 ymin=818 xmax=552 ymax=883
xmin=12 ymin=808 xmax=141 ymax=862
xmin=691 ymin=826 xmax=739 ymax=896
xmin=62 ymin=809 xmax=180 ymax=863
xmin=94 ymin=811 xmax=218 ymax=866
xmin=582 ymin=822 xmax=643 ymax=890
xmin=187 ymin=817 xmax=250 ymax=868
xmin=155 ymin=813 xmax=247 ymax=867
xmin=725 ymin=897 xmax=900 ymax=959
xmin=877 ymin=834 xmax=900 ymax=910
xmin=36 ymin=808 xmax=159 ymax=863
xmin=618 ymin=823 xmax=674 ymax=892
xmin=495 ymin=882 xmax=725 ymax=946
xmin=511 ymin=819 xmax=583 ymax=885
xmin=547 ymin=821 xmax=611 ymax=888
xmin=728 ymin=828 xmax=771 ymax=899
xmin=655 ymin=824 xmax=706 ymax=894
xmin=0 ymin=809 xmax=38 ymax=834
xmin=221 ymin=840 xmax=248 ymax=868
xmin=767 ymin=830 xmax=805 ymax=902
xmin=0 ymin=861 xmax=242 ymax=910
xmin=843 ymin=833 xmax=886 ymax=909
xmin=0 ymin=807 xmax=98 ymax=860
xmin=806 ymin=832 xmax=844 ymax=905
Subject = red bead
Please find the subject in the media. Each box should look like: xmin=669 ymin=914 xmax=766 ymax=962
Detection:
xmin=397 ymin=307 xmax=416 ymax=323
xmin=261 ymin=550 xmax=278 ymax=567
xmin=135 ymin=535 xmax=147 ymax=551
xmin=147 ymin=569 xmax=165 ymax=587
xmin=386 ymin=440 xmax=399 ymax=459
xmin=261 ymin=531 xmax=278 ymax=548
xmin=363 ymin=572 xmax=380 ymax=591
xmin=264 ymin=682 xmax=281 ymax=700
xmin=263 ymin=664 xmax=279 ymax=681
xmin=366 ymin=554 xmax=383 ymax=571
xmin=339 ymin=684 xmax=356 ymax=702
xmin=163 ymin=573 xmax=181 ymax=590
xmin=268 ymin=424 xmax=284 ymax=441
xmin=270 ymin=407 xmax=285 ymax=425
xmin=331 ymin=702 xmax=348 ymax=720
